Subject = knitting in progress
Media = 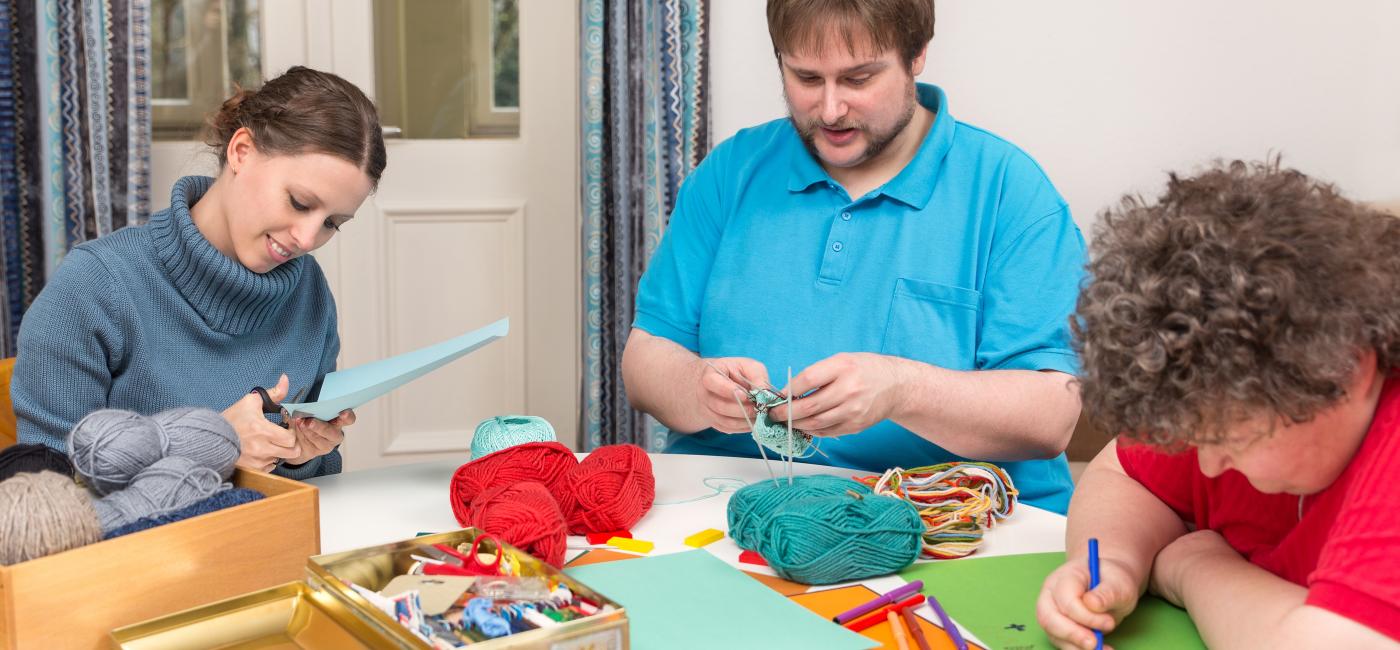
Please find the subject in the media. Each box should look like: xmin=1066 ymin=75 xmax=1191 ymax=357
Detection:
xmin=857 ymin=461 xmax=1018 ymax=559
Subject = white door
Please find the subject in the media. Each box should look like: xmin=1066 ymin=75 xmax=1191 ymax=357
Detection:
xmin=263 ymin=0 xmax=580 ymax=469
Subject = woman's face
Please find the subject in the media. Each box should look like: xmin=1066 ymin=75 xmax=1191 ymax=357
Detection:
xmin=221 ymin=128 xmax=374 ymax=273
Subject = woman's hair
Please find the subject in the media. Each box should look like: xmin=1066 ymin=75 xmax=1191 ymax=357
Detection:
xmin=205 ymin=66 xmax=387 ymax=185
xmin=1075 ymin=159 xmax=1400 ymax=447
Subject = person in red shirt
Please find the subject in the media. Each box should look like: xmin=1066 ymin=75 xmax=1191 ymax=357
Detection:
xmin=1036 ymin=159 xmax=1400 ymax=649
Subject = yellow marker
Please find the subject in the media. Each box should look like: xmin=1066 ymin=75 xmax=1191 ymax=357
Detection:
xmin=607 ymin=536 xmax=654 ymax=554
xmin=684 ymin=528 xmax=724 ymax=548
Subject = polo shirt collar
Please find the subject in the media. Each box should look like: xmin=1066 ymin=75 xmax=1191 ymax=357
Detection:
xmin=786 ymin=83 xmax=955 ymax=210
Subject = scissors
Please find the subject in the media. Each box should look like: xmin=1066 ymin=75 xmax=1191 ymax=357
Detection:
xmin=250 ymin=386 xmax=307 ymax=428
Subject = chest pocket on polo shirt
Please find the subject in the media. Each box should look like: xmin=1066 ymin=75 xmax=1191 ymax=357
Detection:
xmin=880 ymin=278 xmax=981 ymax=370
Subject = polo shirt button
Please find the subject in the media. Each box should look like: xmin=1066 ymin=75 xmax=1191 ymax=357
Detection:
xmin=841 ymin=211 xmax=851 ymax=221
xmin=832 ymin=242 xmax=844 ymax=252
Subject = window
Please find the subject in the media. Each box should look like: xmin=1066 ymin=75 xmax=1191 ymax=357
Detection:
xmin=373 ymin=0 xmax=520 ymax=139
xmin=151 ymin=0 xmax=262 ymax=140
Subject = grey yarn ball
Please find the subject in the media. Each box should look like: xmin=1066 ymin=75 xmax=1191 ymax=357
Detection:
xmin=152 ymin=407 xmax=241 ymax=480
xmin=93 ymin=456 xmax=227 ymax=532
xmin=69 ymin=408 xmax=241 ymax=495
xmin=0 ymin=471 xmax=103 ymax=565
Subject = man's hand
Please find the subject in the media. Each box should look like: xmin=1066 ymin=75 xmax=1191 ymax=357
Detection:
xmin=766 ymin=352 xmax=908 ymax=436
xmin=693 ymin=357 xmax=771 ymax=433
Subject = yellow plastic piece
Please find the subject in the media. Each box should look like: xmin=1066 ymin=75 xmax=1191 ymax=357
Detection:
xmin=683 ymin=528 xmax=724 ymax=548
xmin=607 ymin=536 xmax=654 ymax=554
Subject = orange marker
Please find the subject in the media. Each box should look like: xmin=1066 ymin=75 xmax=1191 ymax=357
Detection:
xmin=889 ymin=610 xmax=911 ymax=650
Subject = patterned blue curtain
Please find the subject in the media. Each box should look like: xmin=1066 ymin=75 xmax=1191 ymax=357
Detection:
xmin=581 ymin=0 xmax=710 ymax=450
xmin=0 ymin=0 xmax=152 ymax=356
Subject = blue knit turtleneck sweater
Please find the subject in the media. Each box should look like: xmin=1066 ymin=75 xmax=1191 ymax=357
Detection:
xmin=13 ymin=176 xmax=342 ymax=479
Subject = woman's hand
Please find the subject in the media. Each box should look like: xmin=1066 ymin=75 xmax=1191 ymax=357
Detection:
xmin=1037 ymin=553 xmax=1144 ymax=649
xmin=223 ymin=373 xmax=301 ymax=472
xmin=285 ymin=408 xmax=354 ymax=466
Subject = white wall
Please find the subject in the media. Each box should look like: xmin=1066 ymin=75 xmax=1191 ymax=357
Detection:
xmin=711 ymin=0 xmax=1400 ymax=231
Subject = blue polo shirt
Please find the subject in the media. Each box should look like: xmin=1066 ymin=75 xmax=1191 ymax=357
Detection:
xmin=633 ymin=84 xmax=1085 ymax=513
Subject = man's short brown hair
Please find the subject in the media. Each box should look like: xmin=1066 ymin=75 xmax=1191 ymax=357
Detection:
xmin=1075 ymin=159 xmax=1400 ymax=447
xmin=767 ymin=0 xmax=935 ymax=67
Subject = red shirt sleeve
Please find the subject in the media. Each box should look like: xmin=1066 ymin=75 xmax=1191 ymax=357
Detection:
xmin=1304 ymin=398 xmax=1400 ymax=641
xmin=1116 ymin=438 xmax=1201 ymax=524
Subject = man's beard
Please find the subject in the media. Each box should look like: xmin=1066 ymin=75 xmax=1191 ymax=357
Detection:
xmin=790 ymin=83 xmax=917 ymax=168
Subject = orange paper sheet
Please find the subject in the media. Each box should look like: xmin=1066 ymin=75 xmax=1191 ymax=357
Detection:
xmin=790 ymin=585 xmax=987 ymax=650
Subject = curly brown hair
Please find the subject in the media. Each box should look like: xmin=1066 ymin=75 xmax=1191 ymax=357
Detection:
xmin=1075 ymin=159 xmax=1400 ymax=447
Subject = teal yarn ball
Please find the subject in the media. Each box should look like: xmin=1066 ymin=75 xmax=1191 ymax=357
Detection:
xmin=470 ymin=415 xmax=557 ymax=460
xmin=758 ymin=491 xmax=923 ymax=585
xmin=726 ymin=475 xmax=871 ymax=552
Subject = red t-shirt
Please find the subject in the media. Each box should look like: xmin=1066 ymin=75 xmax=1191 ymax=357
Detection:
xmin=1118 ymin=379 xmax=1400 ymax=641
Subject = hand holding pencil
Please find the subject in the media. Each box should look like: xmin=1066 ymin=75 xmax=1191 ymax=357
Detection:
xmin=1036 ymin=538 xmax=1144 ymax=650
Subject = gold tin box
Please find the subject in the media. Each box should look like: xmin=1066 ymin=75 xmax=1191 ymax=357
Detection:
xmin=111 ymin=529 xmax=630 ymax=649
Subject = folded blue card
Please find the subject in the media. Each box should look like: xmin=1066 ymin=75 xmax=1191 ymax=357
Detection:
xmin=282 ymin=317 xmax=508 ymax=420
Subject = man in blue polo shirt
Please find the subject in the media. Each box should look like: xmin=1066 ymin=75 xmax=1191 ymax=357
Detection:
xmin=621 ymin=0 xmax=1085 ymax=513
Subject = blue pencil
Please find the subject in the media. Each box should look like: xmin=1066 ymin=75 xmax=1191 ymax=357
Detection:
xmin=1089 ymin=538 xmax=1103 ymax=650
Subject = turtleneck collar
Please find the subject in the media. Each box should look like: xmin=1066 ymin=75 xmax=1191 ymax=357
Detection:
xmin=149 ymin=175 xmax=305 ymax=336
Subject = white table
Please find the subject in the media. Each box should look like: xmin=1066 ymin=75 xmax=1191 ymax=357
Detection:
xmin=308 ymin=453 xmax=1066 ymax=561
xmin=309 ymin=453 xmax=1067 ymax=646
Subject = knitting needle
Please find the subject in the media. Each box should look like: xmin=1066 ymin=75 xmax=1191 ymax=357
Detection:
xmin=786 ymin=366 xmax=794 ymax=486
xmin=733 ymin=390 xmax=779 ymax=487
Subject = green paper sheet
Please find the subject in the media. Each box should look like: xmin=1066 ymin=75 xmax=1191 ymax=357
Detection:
xmin=898 ymin=552 xmax=1205 ymax=650
xmin=565 ymin=550 xmax=875 ymax=650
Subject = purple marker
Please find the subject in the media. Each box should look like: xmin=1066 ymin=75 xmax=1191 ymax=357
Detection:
xmin=833 ymin=580 xmax=924 ymax=624
xmin=926 ymin=591 xmax=968 ymax=650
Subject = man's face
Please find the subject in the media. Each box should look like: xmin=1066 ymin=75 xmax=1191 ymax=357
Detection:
xmin=780 ymin=27 xmax=925 ymax=170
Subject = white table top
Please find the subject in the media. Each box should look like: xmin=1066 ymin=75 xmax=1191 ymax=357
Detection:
xmin=308 ymin=452 xmax=1066 ymax=563
xmin=309 ymin=453 xmax=1067 ymax=647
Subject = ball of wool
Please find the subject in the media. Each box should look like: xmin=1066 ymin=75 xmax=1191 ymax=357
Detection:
xmin=0 ymin=443 xmax=76 ymax=482
xmin=557 ymin=444 xmax=654 ymax=535
xmin=757 ymin=491 xmax=923 ymax=585
xmin=449 ymin=441 xmax=578 ymax=525
xmin=726 ymin=475 xmax=871 ymax=552
xmin=69 ymin=408 xmax=241 ymax=495
xmin=69 ymin=409 xmax=163 ymax=495
xmin=104 ymin=488 xmax=266 ymax=539
xmin=92 ymin=456 xmax=227 ymax=533
xmin=151 ymin=407 xmax=241 ymax=480
xmin=468 ymin=481 xmax=567 ymax=567
xmin=470 ymin=415 xmax=557 ymax=460
xmin=0 ymin=470 xmax=103 ymax=565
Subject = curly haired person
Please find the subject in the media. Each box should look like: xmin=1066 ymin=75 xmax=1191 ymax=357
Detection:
xmin=1036 ymin=160 xmax=1400 ymax=649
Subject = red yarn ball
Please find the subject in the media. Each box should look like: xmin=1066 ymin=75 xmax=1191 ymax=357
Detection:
xmin=468 ymin=481 xmax=567 ymax=567
xmin=559 ymin=444 xmax=655 ymax=535
xmin=450 ymin=441 xmax=578 ymax=525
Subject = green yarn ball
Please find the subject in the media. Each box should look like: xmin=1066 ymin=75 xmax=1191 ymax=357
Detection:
xmin=726 ymin=475 xmax=871 ymax=552
xmin=470 ymin=415 xmax=557 ymax=460
xmin=758 ymin=491 xmax=923 ymax=585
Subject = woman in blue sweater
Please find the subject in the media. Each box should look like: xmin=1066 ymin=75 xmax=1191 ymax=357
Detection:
xmin=12 ymin=66 xmax=386 ymax=478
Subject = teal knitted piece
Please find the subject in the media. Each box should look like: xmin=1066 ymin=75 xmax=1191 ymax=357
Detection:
xmin=12 ymin=176 xmax=342 ymax=480
xmin=726 ymin=474 xmax=870 ymax=552
xmin=758 ymin=491 xmax=923 ymax=585
xmin=470 ymin=415 xmax=557 ymax=459
xmin=747 ymin=388 xmax=815 ymax=458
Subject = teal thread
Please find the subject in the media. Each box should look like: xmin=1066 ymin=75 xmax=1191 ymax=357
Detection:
xmin=725 ymin=475 xmax=870 ymax=552
xmin=758 ymin=491 xmax=923 ymax=585
xmin=470 ymin=415 xmax=557 ymax=460
xmin=653 ymin=476 xmax=748 ymax=506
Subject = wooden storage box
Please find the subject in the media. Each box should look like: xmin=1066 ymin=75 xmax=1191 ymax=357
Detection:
xmin=0 ymin=469 xmax=319 ymax=650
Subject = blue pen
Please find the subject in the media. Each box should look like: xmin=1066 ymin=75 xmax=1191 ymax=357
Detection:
xmin=1089 ymin=538 xmax=1103 ymax=650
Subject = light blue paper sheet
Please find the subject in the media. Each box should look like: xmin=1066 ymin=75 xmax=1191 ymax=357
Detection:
xmin=564 ymin=550 xmax=876 ymax=650
xmin=282 ymin=317 xmax=508 ymax=420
